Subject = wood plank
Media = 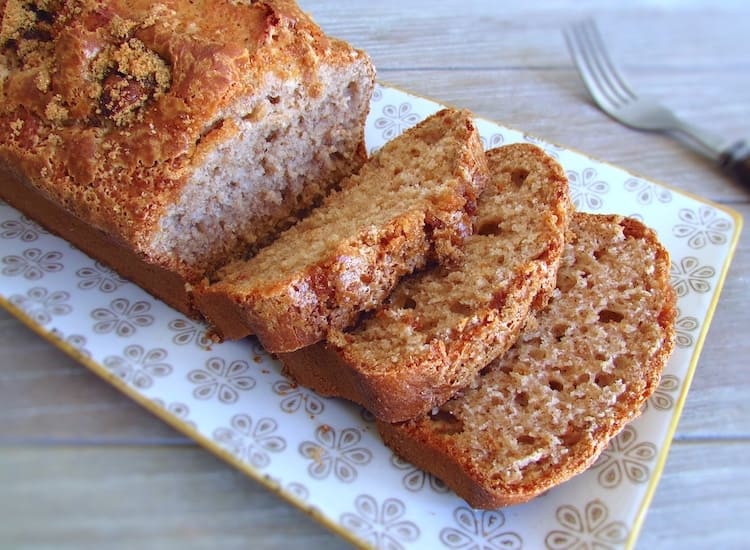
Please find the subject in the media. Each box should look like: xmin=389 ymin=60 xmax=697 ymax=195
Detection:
xmin=638 ymin=441 xmax=750 ymax=549
xmin=298 ymin=1 xmax=750 ymax=71
xmin=0 ymin=446 xmax=352 ymax=550
xmin=298 ymin=0 xmax=750 ymax=203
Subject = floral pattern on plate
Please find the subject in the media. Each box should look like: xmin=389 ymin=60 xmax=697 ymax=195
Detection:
xmin=0 ymin=84 xmax=741 ymax=549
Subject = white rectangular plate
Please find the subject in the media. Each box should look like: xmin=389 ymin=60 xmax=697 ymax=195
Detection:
xmin=0 ymin=84 xmax=742 ymax=549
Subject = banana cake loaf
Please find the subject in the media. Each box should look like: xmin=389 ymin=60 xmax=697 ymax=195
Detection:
xmin=378 ymin=213 xmax=677 ymax=509
xmin=0 ymin=0 xmax=375 ymax=315
xmin=279 ymin=143 xmax=572 ymax=422
xmin=195 ymin=108 xmax=488 ymax=351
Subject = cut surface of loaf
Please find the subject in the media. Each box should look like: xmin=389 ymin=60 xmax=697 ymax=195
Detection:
xmin=0 ymin=0 xmax=374 ymax=314
xmin=280 ymin=143 xmax=571 ymax=422
xmin=378 ymin=213 xmax=677 ymax=509
xmin=195 ymin=108 xmax=489 ymax=350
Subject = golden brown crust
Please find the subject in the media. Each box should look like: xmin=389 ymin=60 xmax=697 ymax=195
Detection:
xmin=2 ymin=1 xmax=338 ymax=246
xmin=198 ymin=210 xmax=432 ymax=342
xmin=0 ymin=0 xmax=375 ymax=311
xmin=378 ymin=213 xmax=677 ymax=509
xmin=195 ymin=108 xmax=489 ymax=351
xmin=0 ymin=162 xmax=194 ymax=314
xmin=280 ymin=144 xmax=572 ymax=421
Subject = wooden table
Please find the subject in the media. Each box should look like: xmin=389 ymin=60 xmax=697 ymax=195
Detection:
xmin=1 ymin=1 xmax=748 ymax=548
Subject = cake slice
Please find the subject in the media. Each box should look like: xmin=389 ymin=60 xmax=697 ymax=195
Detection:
xmin=195 ymin=108 xmax=488 ymax=350
xmin=378 ymin=213 xmax=677 ymax=509
xmin=279 ymin=144 xmax=571 ymax=421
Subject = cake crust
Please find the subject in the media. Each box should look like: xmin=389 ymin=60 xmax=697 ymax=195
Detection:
xmin=0 ymin=162 xmax=193 ymax=312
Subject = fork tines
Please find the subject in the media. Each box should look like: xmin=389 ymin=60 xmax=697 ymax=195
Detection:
xmin=564 ymin=19 xmax=636 ymax=110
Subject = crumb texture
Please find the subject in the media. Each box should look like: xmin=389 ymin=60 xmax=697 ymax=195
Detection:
xmin=335 ymin=144 xmax=569 ymax=365
xmin=379 ymin=213 xmax=677 ymax=508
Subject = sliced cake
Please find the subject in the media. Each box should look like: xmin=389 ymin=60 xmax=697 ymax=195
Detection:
xmin=280 ymin=144 xmax=571 ymax=421
xmin=378 ymin=213 xmax=677 ymax=509
xmin=196 ymin=108 xmax=488 ymax=350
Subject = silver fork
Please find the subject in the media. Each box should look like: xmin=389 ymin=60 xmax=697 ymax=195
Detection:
xmin=564 ymin=19 xmax=749 ymax=188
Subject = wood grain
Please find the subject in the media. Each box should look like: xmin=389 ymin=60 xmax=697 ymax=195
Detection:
xmin=1 ymin=1 xmax=748 ymax=548
xmin=0 ymin=447 xmax=352 ymax=550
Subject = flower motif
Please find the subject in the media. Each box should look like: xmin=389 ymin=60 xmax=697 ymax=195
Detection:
xmin=592 ymin=426 xmax=657 ymax=488
xmin=670 ymin=257 xmax=715 ymax=297
xmin=374 ymin=103 xmax=422 ymax=141
xmin=674 ymin=308 xmax=699 ymax=348
xmin=566 ymin=167 xmax=609 ymax=211
xmin=299 ymin=425 xmax=372 ymax=483
xmin=545 ymin=500 xmax=628 ymax=550
xmin=168 ymin=317 xmax=213 ymax=348
xmin=340 ymin=495 xmax=420 ymax=549
xmin=91 ymin=298 xmax=154 ymax=336
xmin=645 ymin=374 xmax=681 ymax=412
xmin=623 ymin=177 xmax=672 ymax=205
xmin=213 ymin=414 xmax=286 ymax=469
xmin=371 ymin=85 xmax=384 ymax=102
xmin=2 ymin=248 xmax=63 ymax=280
xmin=188 ymin=357 xmax=256 ymax=404
xmin=390 ymin=454 xmax=448 ymax=494
xmin=523 ymin=134 xmax=564 ymax=159
xmin=102 ymin=345 xmax=172 ymax=390
xmin=273 ymin=379 xmax=325 ymax=415
xmin=440 ymin=507 xmax=522 ymax=550
xmin=672 ymin=207 xmax=731 ymax=249
xmin=481 ymin=133 xmax=505 ymax=150
xmin=0 ymin=215 xmax=48 ymax=242
xmin=76 ymin=261 xmax=126 ymax=292
xmin=9 ymin=287 xmax=72 ymax=325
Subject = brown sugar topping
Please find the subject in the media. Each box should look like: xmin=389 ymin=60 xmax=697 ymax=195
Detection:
xmin=2 ymin=1 xmax=172 ymax=127
xmin=1 ymin=1 xmax=60 ymax=64
xmin=93 ymin=38 xmax=171 ymax=126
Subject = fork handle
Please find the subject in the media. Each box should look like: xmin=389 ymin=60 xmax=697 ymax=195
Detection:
xmin=719 ymin=139 xmax=750 ymax=189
